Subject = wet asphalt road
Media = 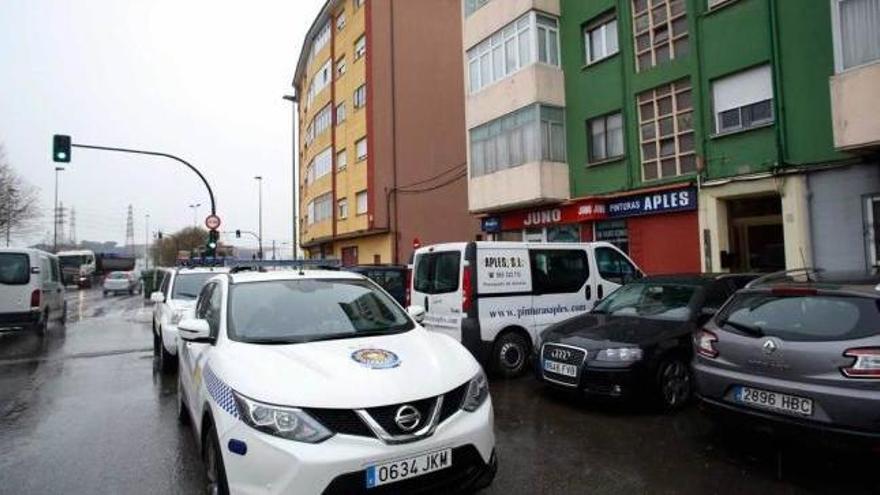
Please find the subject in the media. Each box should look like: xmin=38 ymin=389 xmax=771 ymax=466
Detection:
xmin=0 ymin=288 xmax=877 ymax=494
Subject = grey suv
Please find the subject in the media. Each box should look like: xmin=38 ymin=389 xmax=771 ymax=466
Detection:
xmin=693 ymin=270 xmax=880 ymax=440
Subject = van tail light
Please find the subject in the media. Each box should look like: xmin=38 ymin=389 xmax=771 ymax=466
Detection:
xmin=841 ymin=348 xmax=880 ymax=378
xmin=404 ymin=268 xmax=412 ymax=307
xmin=695 ymin=329 xmax=719 ymax=359
xmin=30 ymin=289 xmax=41 ymax=309
xmin=462 ymin=266 xmax=474 ymax=313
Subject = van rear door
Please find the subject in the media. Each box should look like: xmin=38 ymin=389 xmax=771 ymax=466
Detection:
xmin=412 ymin=247 xmax=465 ymax=342
xmin=0 ymin=252 xmax=33 ymax=314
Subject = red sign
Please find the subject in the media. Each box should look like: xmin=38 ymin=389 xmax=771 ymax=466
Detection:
xmin=205 ymin=215 xmax=222 ymax=230
xmin=500 ymin=200 xmax=606 ymax=230
xmin=412 ymin=237 xmax=421 ymax=250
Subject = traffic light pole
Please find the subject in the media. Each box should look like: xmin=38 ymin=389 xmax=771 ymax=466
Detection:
xmin=69 ymin=143 xmax=216 ymax=216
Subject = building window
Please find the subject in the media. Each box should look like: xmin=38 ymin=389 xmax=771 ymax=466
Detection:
xmin=307 ymin=147 xmax=333 ymax=184
xmin=355 ymin=35 xmax=366 ymax=60
xmin=464 ymin=0 xmax=491 ymax=17
xmin=712 ymin=64 xmax=774 ymax=134
xmin=638 ymin=78 xmax=695 ymax=180
xmin=356 ymin=190 xmax=368 ymax=214
xmin=866 ymin=195 xmax=880 ymax=267
xmin=336 ymin=149 xmax=347 ymax=170
xmin=312 ymin=104 xmax=332 ymax=140
xmin=356 ymin=137 xmax=368 ymax=161
xmin=469 ymin=104 xmax=566 ymax=178
xmin=304 ymin=122 xmax=315 ymax=146
xmin=631 ymin=0 xmax=688 ymax=72
xmin=587 ymin=112 xmax=624 ymax=163
xmin=307 ymin=60 xmax=332 ymax=106
xmin=335 ymin=103 xmax=346 ymax=124
xmin=308 ymin=21 xmax=331 ymax=65
xmin=832 ymin=0 xmax=880 ymax=71
xmin=336 ymin=11 xmax=346 ymax=31
xmin=338 ymin=198 xmax=349 ymax=219
xmin=307 ymin=193 xmax=333 ymax=225
xmin=467 ymin=12 xmax=560 ymax=94
xmin=595 ymin=220 xmax=629 ymax=253
xmin=584 ymin=14 xmax=619 ymax=64
xmin=336 ymin=57 xmax=347 ymax=77
xmin=354 ymin=84 xmax=366 ymax=108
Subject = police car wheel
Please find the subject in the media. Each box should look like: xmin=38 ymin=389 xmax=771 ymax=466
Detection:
xmin=158 ymin=336 xmax=176 ymax=374
xmin=177 ymin=373 xmax=189 ymax=425
xmin=492 ymin=332 xmax=530 ymax=378
xmin=203 ymin=424 xmax=229 ymax=495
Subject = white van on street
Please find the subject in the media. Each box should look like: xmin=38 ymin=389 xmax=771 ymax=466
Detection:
xmin=0 ymin=248 xmax=66 ymax=334
xmin=411 ymin=242 xmax=641 ymax=377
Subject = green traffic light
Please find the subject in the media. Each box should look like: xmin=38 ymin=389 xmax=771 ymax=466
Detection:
xmin=53 ymin=135 xmax=71 ymax=163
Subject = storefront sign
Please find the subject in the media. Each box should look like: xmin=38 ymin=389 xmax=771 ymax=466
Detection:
xmin=606 ymin=187 xmax=697 ymax=218
xmin=486 ymin=200 xmax=606 ymax=232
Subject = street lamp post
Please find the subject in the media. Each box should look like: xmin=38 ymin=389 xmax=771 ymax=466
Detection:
xmin=53 ymin=166 xmax=64 ymax=252
xmin=188 ymin=203 xmax=201 ymax=228
xmin=282 ymin=94 xmax=298 ymax=260
xmin=145 ymin=213 xmax=150 ymax=270
xmin=4 ymin=186 xmax=16 ymax=247
xmin=254 ymin=176 xmax=263 ymax=260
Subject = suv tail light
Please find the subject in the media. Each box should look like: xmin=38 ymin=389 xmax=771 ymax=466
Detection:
xmin=695 ymin=329 xmax=719 ymax=358
xmin=30 ymin=289 xmax=41 ymax=309
xmin=841 ymin=348 xmax=880 ymax=378
xmin=462 ymin=266 xmax=473 ymax=313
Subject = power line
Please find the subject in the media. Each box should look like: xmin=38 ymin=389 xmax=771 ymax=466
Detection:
xmin=396 ymin=162 xmax=466 ymax=191
xmin=397 ymin=171 xmax=467 ymax=194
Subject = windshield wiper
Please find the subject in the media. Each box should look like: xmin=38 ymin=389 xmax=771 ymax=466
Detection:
xmin=720 ymin=319 xmax=764 ymax=337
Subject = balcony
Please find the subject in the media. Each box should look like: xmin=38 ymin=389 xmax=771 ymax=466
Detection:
xmin=830 ymin=61 xmax=880 ymax=151
xmin=469 ymin=161 xmax=569 ymax=213
xmin=463 ymin=0 xmax=559 ymax=50
xmin=466 ymin=64 xmax=565 ymax=129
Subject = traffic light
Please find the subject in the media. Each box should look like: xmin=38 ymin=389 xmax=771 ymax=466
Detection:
xmin=206 ymin=230 xmax=219 ymax=257
xmin=235 ymin=229 xmax=241 ymax=238
xmin=53 ymin=135 xmax=71 ymax=163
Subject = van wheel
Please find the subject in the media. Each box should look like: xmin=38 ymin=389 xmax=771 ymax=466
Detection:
xmin=203 ymin=423 xmax=230 ymax=495
xmin=656 ymin=357 xmax=693 ymax=411
xmin=34 ymin=310 xmax=48 ymax=336
xmin=491 ymin=332 xmax=530 ymax=378
xmin=59 ymin=302 xmax=67 ymax=326
xmin=156 ymin=330 xmax=177 ymax=374
xmin=177 ymin=373 xmax=190 ymax=426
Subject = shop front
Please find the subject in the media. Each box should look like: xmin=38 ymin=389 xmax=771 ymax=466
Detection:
xmin=481 ymin=185 xmax=701 ymax=275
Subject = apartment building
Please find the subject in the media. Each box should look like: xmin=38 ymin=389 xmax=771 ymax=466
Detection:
xmin=293 ymin=0 xmax=478 ymax=266
xmin=469 ymin=0 xmax=880 ymax=274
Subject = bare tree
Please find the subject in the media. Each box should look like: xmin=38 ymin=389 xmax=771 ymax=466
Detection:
xmin=0 ymin=145 xmax=42 ymax=246
xmin=151 ymin=227 xmax=208 ymax=266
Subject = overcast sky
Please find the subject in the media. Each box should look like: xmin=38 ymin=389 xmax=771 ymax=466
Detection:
xmin=0 ymin=0 xmax=322 ymax=254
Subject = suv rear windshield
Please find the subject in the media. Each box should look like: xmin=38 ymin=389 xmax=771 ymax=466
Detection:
xmin=720 ymin=291 xmax=880 ymax=342
xmin=413 ymin=252 xmax=460 ymax=294
xmin=172 ymin=273 xmax=219 ymax=300
xmin=0 ymin=253 xmax=29 ymax=285
xmin=228 ymin=279 xmax=414 ymax=344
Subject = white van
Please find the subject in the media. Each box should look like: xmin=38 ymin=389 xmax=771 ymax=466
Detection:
xmin=0 ymin=248 xmax=66 ymax=334
xmin=411 ymin=242 xmax=641 ymax=377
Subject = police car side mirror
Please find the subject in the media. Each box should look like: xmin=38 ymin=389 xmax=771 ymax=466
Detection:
xmin=178 ymin=318 xmax=213 ymax=343
xmin=407 ymin=305 xmax=426 ymax=324
xmin=150 ymin=291 xmax=165 ymax=303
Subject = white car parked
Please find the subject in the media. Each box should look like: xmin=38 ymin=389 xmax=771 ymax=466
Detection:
xmin=176 ymin=269 xmax=496 ymax=494
xmin=151 ymin=267 xmax=229 ymax=373
xmin=0 ymin=248 xmax=66 ymax=334
xmin=412 ymin=241 xmax=642 ymax=378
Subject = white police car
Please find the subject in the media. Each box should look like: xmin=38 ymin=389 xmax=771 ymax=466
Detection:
xmin=176 ymin=269 xmax=496 ymax=494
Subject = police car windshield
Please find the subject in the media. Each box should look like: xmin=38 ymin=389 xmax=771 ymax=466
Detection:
xmin=172 ymin=273 xmax=217 ymax=300
xmin=228 ymin=279 xmax=414 ymax=344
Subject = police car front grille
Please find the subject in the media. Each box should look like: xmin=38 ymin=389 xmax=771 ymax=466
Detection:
xmin=365 ymin=397 xmax=437 ymax=436
xmin=305 ymin=409 xmax=374 ymax=438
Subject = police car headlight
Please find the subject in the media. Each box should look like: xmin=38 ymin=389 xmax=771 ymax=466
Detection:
xmin=461 ymin=370 xmax=489 ymax=412
xmin=595 ymin=347 xmax=643 ymax=362
xmin=232 ymin=392 xmax=332 ymax=443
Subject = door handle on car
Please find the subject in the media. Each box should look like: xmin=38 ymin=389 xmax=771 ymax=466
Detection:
xmin=424 ymin=296 xmax=429 ymax=312
xmin=585 ymin=286 xmax=592 ymax=300
xmin=598 ymin=285 xmax=604 ymax=300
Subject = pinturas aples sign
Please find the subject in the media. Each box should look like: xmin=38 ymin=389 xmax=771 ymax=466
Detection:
xmin=606 ymin=187 xmax=696 ymax=218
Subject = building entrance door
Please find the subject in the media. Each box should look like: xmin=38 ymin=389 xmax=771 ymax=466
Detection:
xmin=725 ymin=195 xmax=785 ymax=273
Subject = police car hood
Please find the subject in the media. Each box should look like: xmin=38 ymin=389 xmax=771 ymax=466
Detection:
xmin=213 ymin=328 xmax=479 ymax=409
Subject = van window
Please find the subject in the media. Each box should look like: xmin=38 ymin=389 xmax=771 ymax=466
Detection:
xmin=50 ymin=259 xmax=60 ymax=283
xmin=531 ymin=250 xmax=589 ymax=294
xmin=596 ymin=247 xmax=638 ymax=284
xmin=0 ymin=253 xmax=30 ymax=285
xmin=413 ymin=252 xmax=460 ymax=294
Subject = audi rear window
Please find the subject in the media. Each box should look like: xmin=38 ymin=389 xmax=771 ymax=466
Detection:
xmin=0 ymin=253 xmax=29 ymax=285
xmin=719 ymin=292 xmax=880 ymax=342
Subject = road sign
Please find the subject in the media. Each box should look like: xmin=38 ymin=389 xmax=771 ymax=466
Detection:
xmin=413 ymin=237 xmax=421 ymax=250
xmin=205 ymin=215 xmax=221 ymax=230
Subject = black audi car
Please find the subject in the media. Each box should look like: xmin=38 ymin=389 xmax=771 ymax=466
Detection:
xmin=538 ymin=274 xmax=756 ymax=410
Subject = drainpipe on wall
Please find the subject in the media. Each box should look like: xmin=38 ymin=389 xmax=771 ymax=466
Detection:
xmin=768 ymin=0 xmax=788 ymax=168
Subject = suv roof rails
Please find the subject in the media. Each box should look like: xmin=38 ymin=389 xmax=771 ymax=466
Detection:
xmin=745 ymin=268 xmax=823 ymax=289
